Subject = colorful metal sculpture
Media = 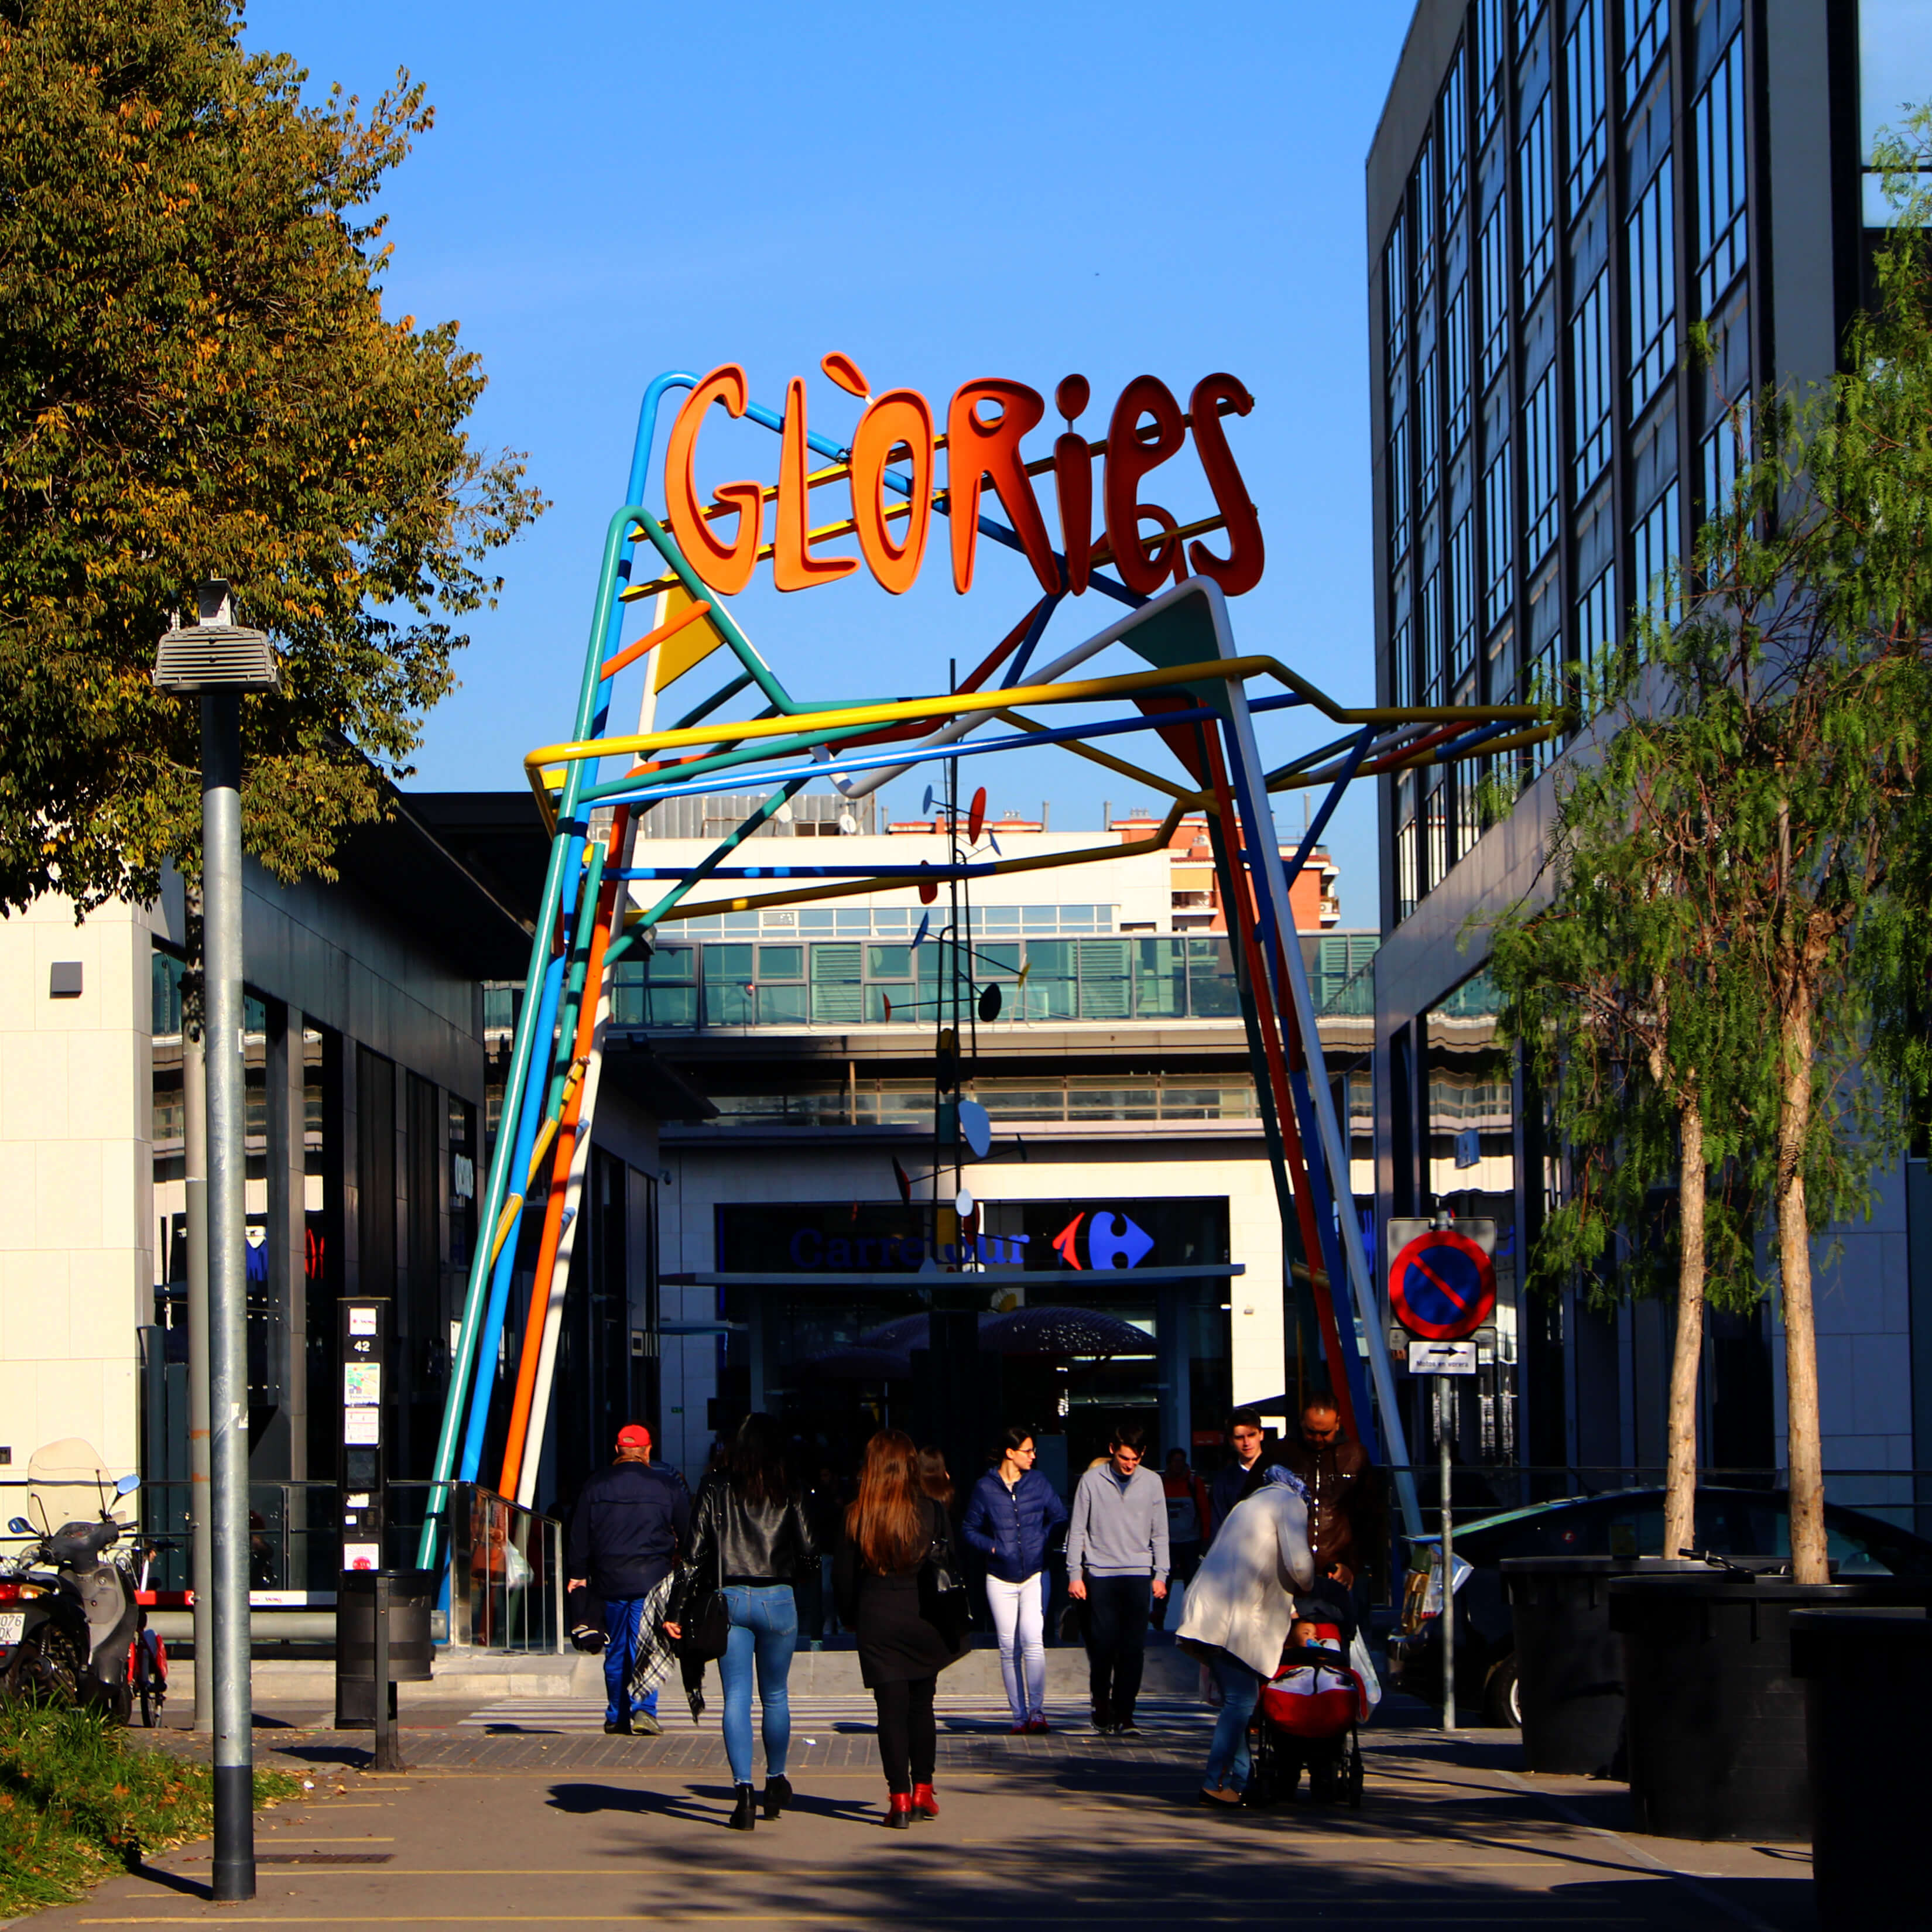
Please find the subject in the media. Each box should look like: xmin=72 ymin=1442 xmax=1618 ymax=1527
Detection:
xmin=416 ymin=362 xmax=1554 ymax=1563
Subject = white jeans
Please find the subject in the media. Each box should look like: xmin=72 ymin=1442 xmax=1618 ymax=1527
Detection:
xmin=985 ymin=1572 xmax=1047 ymax=1724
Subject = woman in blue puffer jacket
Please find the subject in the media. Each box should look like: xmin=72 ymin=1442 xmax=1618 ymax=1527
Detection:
xmin=960 ymin=1426 xmax=1070 ymax=1732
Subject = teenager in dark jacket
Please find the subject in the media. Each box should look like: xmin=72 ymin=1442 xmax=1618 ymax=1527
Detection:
xmin=565 ymin=1423 xmax=690 ymax=1735
xmin=834 ymin=1429 xmax=965 ymax=1828
xmin=960 ymin=1426 xmax=1068 ymax=1732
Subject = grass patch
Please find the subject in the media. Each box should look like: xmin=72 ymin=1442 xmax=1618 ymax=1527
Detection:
xmin=0 ymin=1701 xmax=301 ymax=1915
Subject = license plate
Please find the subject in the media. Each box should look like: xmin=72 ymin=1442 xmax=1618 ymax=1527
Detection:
xmin=0 ymin=1612 xmax=23 ymax=1647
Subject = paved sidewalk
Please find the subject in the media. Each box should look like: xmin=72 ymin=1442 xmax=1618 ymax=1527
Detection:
xmin=13 ymin=1698 xmax=1815 ymax=1930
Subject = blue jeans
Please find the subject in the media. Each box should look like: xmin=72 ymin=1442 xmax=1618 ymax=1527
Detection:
xmin=602 ymin=1597 xmax=662 ymax=1726
xmin=718 ymin=1584 xmax=797 ymax=1785
xmin=1204 ymin=1650 xmax=1263 ymax=1791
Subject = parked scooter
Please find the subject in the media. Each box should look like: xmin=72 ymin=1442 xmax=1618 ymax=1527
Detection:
xmin=2 ymin=1469 xmax=142 ymax=1719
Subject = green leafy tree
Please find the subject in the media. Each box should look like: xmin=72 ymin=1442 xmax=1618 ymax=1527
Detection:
xmin=0 ymin=0 xmax=544 ymax=913
xmin=1485 ymin=130 xmax=1932 ymax=1584
xmin=1484 ymin=687 xmax=1767 ymax=1563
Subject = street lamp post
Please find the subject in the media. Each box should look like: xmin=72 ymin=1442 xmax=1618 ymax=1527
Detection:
xmin=154 ymin=582 xmax=278 ymax=1904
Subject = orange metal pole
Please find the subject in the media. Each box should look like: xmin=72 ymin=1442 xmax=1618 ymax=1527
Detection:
xmin=496 ymin=810 xmax=629 ymax=1500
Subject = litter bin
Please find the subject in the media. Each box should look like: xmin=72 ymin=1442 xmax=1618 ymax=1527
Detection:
xmin=1607 ymin=1573 xmax=1932 ymax=1842
xmin=335 ymin=1568 xmax=436 ymax=1728
xmin=1790 ymin=1606 xmax=1932 ymax=1932
xmin=1502 ymin=1557 xmax=1705 ymax=1777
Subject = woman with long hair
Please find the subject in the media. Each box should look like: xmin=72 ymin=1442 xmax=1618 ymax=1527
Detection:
xmin=834 ymin=1428 xmax=966 ymax=1828
xmin=916 ymin=1445 xmax=954 ymax=1511
xmin=668 ymin=1414 xmax=816 ymax=1831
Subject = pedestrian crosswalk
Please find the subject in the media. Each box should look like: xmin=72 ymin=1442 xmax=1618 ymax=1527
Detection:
xmin=460 ymin=1694 xmax=1215 ymax=1735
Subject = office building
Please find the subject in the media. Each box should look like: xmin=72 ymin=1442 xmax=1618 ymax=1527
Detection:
xmin=1368 ymin=2 xmax=1932 ymax=1486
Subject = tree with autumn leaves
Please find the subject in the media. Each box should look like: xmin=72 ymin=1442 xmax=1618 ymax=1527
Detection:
xmin=0 ymin=0 xmax=543 ymax=913
xmin=1485 ymin=135 xmax=1932 ymax=1584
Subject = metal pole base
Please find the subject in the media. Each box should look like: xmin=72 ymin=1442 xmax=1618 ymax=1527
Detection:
xmin=211 ymin=1765 xmax=256 ymax=1900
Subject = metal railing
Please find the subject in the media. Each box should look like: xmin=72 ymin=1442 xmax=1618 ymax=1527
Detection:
xmin=1372 ymin=1464 xmax=1932 ymax=1546
xmin=0 ymin=1476 xmax=566 ymax=1654
xmin=446 ymin=1482 xmax=564 ymax=1654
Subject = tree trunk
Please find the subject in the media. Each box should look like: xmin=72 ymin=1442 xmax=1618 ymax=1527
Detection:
xmin=1662 ymin=1095 xmax=1706 ymax=1564
xmin=1776 ymin=983 xmax=1829 ymax=1585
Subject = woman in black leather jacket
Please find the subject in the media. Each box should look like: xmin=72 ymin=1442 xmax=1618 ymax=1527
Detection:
xmin=670 ymin=1413 xmax=816 ymax=1830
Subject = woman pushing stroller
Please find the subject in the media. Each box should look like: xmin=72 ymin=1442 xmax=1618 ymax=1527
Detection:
xmin=1174 ymin=1464 xmax=1316 ymax=1807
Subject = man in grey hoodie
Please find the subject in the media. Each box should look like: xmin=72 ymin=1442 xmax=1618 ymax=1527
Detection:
xmin=1067 ymin=1422 xmax=1170 ymax=1736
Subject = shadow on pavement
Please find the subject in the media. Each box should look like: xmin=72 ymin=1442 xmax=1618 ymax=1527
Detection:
xmin=536 ymin=1753 xmax=1816 ymax=1931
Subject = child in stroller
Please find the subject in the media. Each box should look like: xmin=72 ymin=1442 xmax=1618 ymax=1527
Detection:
xmin=1246 ymin=1580 xmax=1368 ymax=1806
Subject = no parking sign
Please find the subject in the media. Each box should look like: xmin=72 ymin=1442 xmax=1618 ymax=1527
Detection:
xmin=1387 ymin=1227 xmax=1496 ymax=1342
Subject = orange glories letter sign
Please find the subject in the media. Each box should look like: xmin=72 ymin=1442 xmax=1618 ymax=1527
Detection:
xmin=848 ymin=390 xmax=936 ymax=595
xmin=657 ymin=363 xmax=1263 ymax=604
xmin=665 ymin=365 xmax=765 ymax=597
xmin=945 ymin=381 xmax=1060 ymax=596
xmin=775 ymin=377 xmax=859 ymax=592
xmin=1104 ymin=375 xmax=1187 ymax=597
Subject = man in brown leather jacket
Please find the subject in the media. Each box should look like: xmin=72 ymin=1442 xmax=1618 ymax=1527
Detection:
xmin=1277 ymin=1393 xmax=1386 ymax=1593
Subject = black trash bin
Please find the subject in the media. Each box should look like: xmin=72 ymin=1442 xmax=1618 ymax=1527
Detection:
xmin=1607 ymin=1573 xmax=1932 ymax=1842
xmin=335 ymin=1568 xmax=436 ymax=1728
xmin=1791 ymin=1606 xmax=1932 ymax=1932
xmin=1503 ymin=1557 xmax=1705 ymax=1776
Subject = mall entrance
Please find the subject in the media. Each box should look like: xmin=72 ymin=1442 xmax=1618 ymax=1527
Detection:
xmin=702 ymin=1197 xmax=1236 ymax=1495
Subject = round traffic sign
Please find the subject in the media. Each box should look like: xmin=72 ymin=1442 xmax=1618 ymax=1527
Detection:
xmin=1389 ymin=1231 xmax=1496 ymax=1341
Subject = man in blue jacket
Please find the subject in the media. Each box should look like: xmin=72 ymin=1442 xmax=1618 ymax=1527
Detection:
xmin=961 ymin=1426 xmax=1069 ymax=1732
xmin=566 ymin=1423 xmax=691 ymax=1735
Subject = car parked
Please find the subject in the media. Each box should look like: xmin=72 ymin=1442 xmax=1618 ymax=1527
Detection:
xmin=1385 ymin=1486 xmax=1932 ymax=1727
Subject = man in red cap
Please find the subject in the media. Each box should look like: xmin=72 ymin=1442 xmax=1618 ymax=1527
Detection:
xmin=567 ymin=1422 xmax=691 ymax=1734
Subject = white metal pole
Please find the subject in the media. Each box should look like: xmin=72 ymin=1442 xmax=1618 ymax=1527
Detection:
xmin=201 ymin=688 xmax=255 ymax=1901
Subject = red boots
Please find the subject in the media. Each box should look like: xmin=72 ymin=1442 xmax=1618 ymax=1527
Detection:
xmin=885 ymin=1793 xmax=913 ymax=1828
xmin=911 ymin=1783 xmax=939 ymax=1819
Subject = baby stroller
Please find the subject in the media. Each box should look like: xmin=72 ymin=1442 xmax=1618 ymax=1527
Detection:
xmin=1247 ymin=1617 xmax=1368 ymax=1807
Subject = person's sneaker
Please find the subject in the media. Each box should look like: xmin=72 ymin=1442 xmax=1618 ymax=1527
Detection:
xmin=631 ymin=1710 xmax=663 ymax=1736
xmin=603 ymin=1718 xmax=632 ymax=1736
xmin=1115 ymin=1719 xmax=1144 ymax=1738
xmin=1026 ymin=1717 xmax=1051 ymax=1735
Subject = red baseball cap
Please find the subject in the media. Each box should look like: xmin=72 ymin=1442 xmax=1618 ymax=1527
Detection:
xmin=616 ymin=1423 xmax=651 ymax=1450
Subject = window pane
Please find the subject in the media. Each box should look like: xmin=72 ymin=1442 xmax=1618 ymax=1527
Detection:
xmin=647 ymin=985 xmax=696 ymax=1027
xmin=1523 ymin=371 xmax=1559 ymax=565
xmin=1571 ymin=271 xmax=1612 ymax=491
xmin=1077 ymin=939 xmax=1132 ymax=1021
xmin=1566 ymin=0 xmax=1607 ymax=204
xmin=868 ymin=944 xmax=911 ymax=978
xmin=758 ymin=984 xmax=807 ymax=1026
xmin=809 ymin=942 xmax=864 ymax=1025
xmin=1623 ymin=0 xmax=1667 ymax=107
xmin=1479 ymin=201 xmax=1510 ymax=387
xmin=1628 ymin=156 xmax=1676 ymax=414
xmin=704 ymin=944 xmax=754 ymax=981
xmin=1694 ymin=32 xmax=1748 ymax=314
xmin=1518 ymin=98 xmax=1554 ymax=299
xmin=1483 ymin=442 xmax=1513 ymax=628
xmin=759 ymin=945 xmax=803 ymax=979
xmin=1133 ymin=938 xmax=1187 ymax=1019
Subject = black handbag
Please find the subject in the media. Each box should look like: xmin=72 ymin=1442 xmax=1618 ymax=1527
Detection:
xmin=917 ymin=1513 xmax=971 ymax=1650
xmin=666 ymin=1530 xmax=729 ymax=1665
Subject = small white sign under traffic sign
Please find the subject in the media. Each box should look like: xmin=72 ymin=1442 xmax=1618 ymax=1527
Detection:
xmin=1408 ymin=1340 xmax=1477 ymax=1376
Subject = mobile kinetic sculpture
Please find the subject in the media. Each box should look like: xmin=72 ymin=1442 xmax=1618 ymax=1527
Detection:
xmin=418 ymin=357 xmax=1552 ymax=1561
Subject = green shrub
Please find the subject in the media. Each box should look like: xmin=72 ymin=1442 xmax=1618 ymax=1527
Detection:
xmin=0 ymin=1701 xmax=299 ymax=1913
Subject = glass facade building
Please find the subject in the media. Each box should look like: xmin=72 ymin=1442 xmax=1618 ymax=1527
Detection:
xmin=1369 ymin=1 xmax=1932 ymax=1481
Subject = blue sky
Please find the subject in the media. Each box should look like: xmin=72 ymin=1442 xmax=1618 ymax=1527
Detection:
xmin=245 ymin=0 xmax=1416 ymax=926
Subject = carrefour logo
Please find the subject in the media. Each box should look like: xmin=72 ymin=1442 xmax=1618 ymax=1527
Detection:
xmin=1050 ymin=1211 xmax=1155 ymax=1270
